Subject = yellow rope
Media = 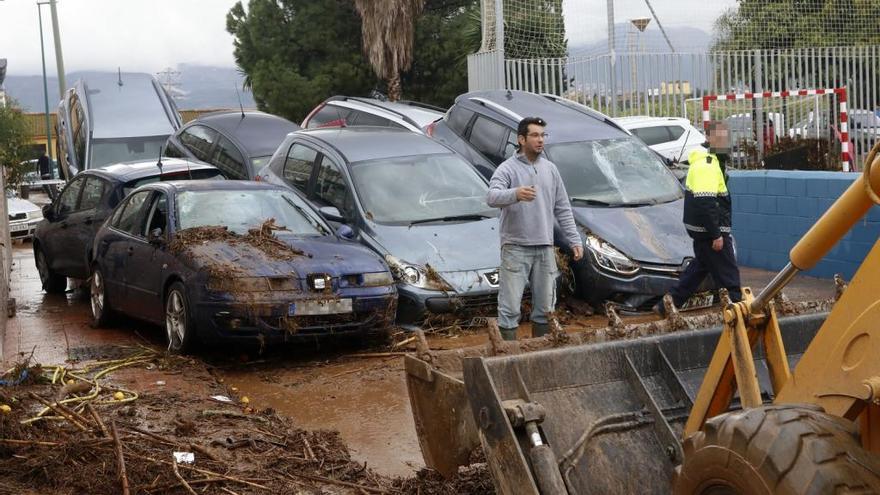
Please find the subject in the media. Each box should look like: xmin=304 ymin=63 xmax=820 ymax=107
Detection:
xmin=22 ymin=350 xmax=160 ymax=424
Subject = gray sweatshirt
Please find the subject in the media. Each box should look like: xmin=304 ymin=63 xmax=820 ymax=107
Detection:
xmin=487 ymin=153 xmax=581 ymax=248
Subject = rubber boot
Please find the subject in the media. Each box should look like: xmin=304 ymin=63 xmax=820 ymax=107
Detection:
xmin=532 ymin=322 xmax=549 ymax=337
xmin=499 ymin=326 xmax=518 ymax=341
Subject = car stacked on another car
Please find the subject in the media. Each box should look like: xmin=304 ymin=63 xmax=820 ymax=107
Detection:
xmin=89 ymin=181 xmax=396 ymax=352
xmin=429 ymin=90 xmax=698 ymax=310
xmin=55 ymin=72 xmax=182 ymax=179
xmin=164 ymin=110 xmax=300 ymax=180
xmin=302 ymin=95 xmax=445 ymax=133
xmin=33 ymin=158 xmax=224 ymax=293
xmin=259 ymin=127 xmax=504 ymax=323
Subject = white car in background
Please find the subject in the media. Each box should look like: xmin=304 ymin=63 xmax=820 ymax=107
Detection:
xmin=6 ymin=189 xmax=42 ymax=240
xmin=614 ymin=116 xmax=707 ymax=163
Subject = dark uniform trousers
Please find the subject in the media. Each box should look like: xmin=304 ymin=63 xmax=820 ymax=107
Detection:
xmin=670 ymin=233 xmax=742 ymax=307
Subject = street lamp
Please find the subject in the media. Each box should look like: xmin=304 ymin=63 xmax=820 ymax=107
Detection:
xmin=37 ymin=1 xmax=53 ymax=167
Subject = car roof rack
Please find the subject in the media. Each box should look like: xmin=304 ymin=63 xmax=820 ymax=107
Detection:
xmin=326 ymin=96 xmax=437 ymax=129
xmin=539 ymin=93 xmax=629 ymax=133
xmin=467 ymin=97 xmax=524 ymax=122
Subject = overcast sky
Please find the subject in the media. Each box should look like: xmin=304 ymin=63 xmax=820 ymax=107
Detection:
xmin=0 ymin=0 xmax=736 ymax=77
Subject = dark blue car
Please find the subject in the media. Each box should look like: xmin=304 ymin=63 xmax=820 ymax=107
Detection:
xmin=89 ymin=180 xmax=396 ymax=352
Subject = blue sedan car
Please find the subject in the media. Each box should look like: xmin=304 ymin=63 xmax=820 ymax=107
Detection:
xmin=89 ymin=181 xmax=396 ymax=352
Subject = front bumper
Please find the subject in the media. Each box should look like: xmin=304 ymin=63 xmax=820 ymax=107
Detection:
xmin=397 ymin=285 xmax=500 ymax=324
xmin=193 ymin=288 xmax=397 ymax=343
xmin=9 ymin=220 xmax=38 ymax=239
xmin=574 ymin=257 xmax=684 ymax=309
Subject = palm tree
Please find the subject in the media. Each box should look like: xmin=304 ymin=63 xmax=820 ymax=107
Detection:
xmin=353 ymin=0 xmax=425 ymax=101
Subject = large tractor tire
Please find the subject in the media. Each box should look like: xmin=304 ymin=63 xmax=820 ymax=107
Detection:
xmin=674 ymin=404 xmax=880 ymax=495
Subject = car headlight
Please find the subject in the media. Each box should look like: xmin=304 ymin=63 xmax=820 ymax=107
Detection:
xmin=384 ymin=255 xmax=452 ymax=291
xmin=27 ymin=210 xmax=43 ymax=221
xmin=361 ymin=271 xmax=394 ymax=287
xmin=585 ymin=234 xmax=640 ymax=276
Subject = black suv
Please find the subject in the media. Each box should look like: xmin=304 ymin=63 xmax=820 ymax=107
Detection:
xmin=428 ymin=90 xmax=696 ymax=309
xmin=33 ymin=159 xmax=222 ymax=293
xmin=164 ymin=111 xmax=299 ymax=180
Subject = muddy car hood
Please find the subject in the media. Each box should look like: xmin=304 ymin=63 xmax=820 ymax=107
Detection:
xmin=369 ymin=218 xmax=501 ymax=273
xmin=180 ymin=235 xmax=386 ymax=278
xmin=572 ymin=198 xmax=693 ymax=265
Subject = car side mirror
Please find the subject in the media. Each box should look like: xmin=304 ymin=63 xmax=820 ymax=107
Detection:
xmin=318 ymin=206 xmax=345 ymax=223
xmin=336 ymin=224 xmax=355 ymax=239
xmin=42 ymin=204 xmax=55 ymax=221
xmin=148 ymin=228 xmax=165 ymax=245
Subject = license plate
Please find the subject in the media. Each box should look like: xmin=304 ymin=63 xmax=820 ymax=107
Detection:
xmin=289 ymin=298 xmax=353 ymax=316
xmin=681 ymin=293 xmax=714 ymax=311
xmin=9 ymin=223 xmax=29 ymax=232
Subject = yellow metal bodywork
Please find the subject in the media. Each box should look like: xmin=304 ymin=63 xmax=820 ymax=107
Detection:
xmin=684 ymin=146 xmax=880 ymax=452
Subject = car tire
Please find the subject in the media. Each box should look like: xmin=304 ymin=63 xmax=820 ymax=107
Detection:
xmin=35 ymin=246 xmax=66 ymax=294
xmin=89 ymin=266 xmax=114 ymax=328
xmin=165 ymin=281 xmax=196 ymax=354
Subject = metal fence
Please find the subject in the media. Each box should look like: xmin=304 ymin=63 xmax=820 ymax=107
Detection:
xmin=470 ymin=45 xmax=880 ymax=168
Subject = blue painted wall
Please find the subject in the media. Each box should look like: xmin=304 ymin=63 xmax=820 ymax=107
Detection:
xmin=728 ymin=170 xmax=880 ymax=279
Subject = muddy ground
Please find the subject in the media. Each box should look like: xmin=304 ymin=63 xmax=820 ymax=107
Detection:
xmin=1 ymin=235 xmax=838 ymax=493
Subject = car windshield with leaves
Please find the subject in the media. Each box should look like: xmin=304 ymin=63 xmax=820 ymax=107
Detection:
xmin=176 ymin=190 xmax=328 ymax=235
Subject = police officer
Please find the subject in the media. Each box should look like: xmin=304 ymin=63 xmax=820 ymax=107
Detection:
xmin=656 ymin=121 xmax=741 ymax=314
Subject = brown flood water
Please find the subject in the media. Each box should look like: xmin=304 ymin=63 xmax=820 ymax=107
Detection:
xmin=219 ymin=355 xmax=423 ymax=478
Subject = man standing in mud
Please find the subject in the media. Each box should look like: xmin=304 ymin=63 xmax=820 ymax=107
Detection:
xmin=656 ymin=120 xmax=742 ymax=315
xmin=487 ymin=117 xmax=583 ymax=341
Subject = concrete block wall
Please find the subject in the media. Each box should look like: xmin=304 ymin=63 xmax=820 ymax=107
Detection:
xmin=728 ymin=170 xmax=880 ymax=279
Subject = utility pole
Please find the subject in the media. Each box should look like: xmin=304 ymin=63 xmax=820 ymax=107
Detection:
xmin=37 ymin=2 xmax=53 ymax=159
xmin=495 ymin=0 xmax=505 ymax=89
xmin=607 ymin=0 xmax=617 ymax=116
xmin=48 ymin=0 xmax=66 ymax=99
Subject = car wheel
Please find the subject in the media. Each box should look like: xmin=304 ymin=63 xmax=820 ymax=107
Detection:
xmin=35 ymin=246 xmax=66 ymax=294
xmin=165 ymin=282 xmax=196 ymax=354
xmin=89 ymin=266 xmax=114 ymax=328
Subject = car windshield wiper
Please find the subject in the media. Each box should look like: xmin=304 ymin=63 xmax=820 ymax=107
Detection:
xmin=282 ymin=196 xmax=330 ymax=235
xmin=570 ymin=197 xmax=620 ymax=207
xmin=408 ymin=214 xmax=491 ymax=226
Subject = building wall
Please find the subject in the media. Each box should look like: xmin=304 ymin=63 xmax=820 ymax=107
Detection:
xmin=728 ymin=170 xmax=880 ymax=279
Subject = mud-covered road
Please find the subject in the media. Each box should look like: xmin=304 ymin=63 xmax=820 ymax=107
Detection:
xmin=2 ymin=238 xmax=837 ymax=484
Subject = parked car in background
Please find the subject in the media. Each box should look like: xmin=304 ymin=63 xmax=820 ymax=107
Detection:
xmin=724 ymin=112 xmax=786 ymax=160
xmin=55 ymin=72 xmax=182 ymax=179
xmin=789 ymin=111 xmax=831 ymax=139
xmin=849 ymin=109 xmax=880 ymax=142
xmin=614 ymin=116 xmax=706 ymax=163
xmin=6 ymin=189 xmax=42 ymax=239
xmin=164 ymin=110 xmax=299 ymax=180
xmin=33 ymin=159 xmax=223 ymax=293
xmin=89 ymin=181 xmax=396 ymax=353
xmin=301 ymin=95 xmax=444 ymax=133
xmin=260 ymin=127 xmax=503 ymax=323
xmin=429 ymin=90 xmax=695 ymax=310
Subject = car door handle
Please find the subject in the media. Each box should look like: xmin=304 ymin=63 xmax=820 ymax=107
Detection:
xmin=83 ymin=217 xmax=93 ymax=225
xmin=127 ymin=246 xmax=134 ymax=256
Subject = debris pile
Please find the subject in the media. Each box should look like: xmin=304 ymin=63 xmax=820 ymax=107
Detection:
xmin=0 ymin=348 xmax=494 ymax=494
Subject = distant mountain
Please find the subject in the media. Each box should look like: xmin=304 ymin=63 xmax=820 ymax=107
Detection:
xmin=3 ymin=65 xmax=256 ymax=112
xmin=568 ymin=24 xmax=714 ymax=57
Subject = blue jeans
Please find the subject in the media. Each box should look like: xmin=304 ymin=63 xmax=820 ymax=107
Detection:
xmin=497 ymin=244 xmax=557 ymax=329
